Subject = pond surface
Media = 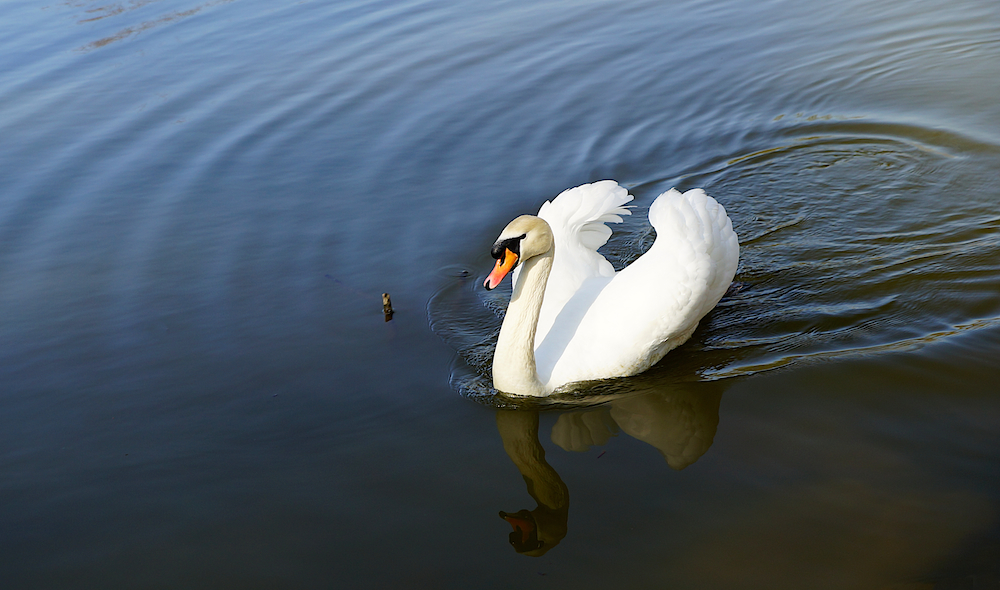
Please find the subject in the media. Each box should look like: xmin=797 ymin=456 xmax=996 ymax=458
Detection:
xmin=2 ymin=0 xmax=999 ymax=587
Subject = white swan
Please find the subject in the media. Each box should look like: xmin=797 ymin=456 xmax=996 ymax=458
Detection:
xmin=484 ymin=180 xmax=739 ymax=397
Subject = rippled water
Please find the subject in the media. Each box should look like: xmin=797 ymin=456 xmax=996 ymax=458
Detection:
xmin=2 ymin=0 xmax=999 ymax=587
xmin=434 ymin=122 xmax=1000 ymax=405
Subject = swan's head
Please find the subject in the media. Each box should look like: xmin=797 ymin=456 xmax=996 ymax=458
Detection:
xmin=484 ymin=215 xmax=553 ymax=290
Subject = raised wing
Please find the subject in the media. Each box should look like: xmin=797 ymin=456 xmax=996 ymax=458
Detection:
xmin=515 ymin=181 xmax=632 ymax=344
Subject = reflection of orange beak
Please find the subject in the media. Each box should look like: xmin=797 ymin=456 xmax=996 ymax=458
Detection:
xmin=484 ymin=249 xmax=518 ymax=290
xmin=501 ymin=512 xmax=535 ymax=544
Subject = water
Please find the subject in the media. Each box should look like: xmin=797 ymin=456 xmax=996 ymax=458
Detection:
xmin=1 ymin=0 xmax=999 ymax=587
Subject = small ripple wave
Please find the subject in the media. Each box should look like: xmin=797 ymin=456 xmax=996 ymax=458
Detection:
xmin=430 ymin=119 xmax=1000 ymax=405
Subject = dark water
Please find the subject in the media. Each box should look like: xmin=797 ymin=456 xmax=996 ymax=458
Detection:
xmin=2 ymin=0 xmax=999 ymax=587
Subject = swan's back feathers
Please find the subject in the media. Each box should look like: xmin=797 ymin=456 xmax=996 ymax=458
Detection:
xmin=648 ymin=188 xmax=739 ymax=320
xmin=538 ymin=187 xmax=739 ymax=391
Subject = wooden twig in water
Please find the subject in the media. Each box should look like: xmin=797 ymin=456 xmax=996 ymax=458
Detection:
xmin=382 ymin=293 xmax=394 ymax=322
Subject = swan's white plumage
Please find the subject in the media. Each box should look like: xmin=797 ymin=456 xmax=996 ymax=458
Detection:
xmin=512 ymin=181 xmax=633 ymax=342
xmin=492 ymin=180 xmax=739 ymax=396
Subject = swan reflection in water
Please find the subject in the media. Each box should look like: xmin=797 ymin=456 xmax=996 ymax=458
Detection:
xmin=495 ymin=377 xmax=724 ymax=555
xmin=496 ymin=410 xmax=569 ymax=556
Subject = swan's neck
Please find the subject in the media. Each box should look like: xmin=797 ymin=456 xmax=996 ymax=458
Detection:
xmin=493 ymin=252 xmax=552 ymax=396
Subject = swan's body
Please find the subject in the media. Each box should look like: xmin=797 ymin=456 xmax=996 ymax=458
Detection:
xmin=484 ymin=180 xmax=739 ymax=397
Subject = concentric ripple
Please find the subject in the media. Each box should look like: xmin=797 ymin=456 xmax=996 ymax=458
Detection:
xmin=429 ymin=120 xmax=1000 ymax=407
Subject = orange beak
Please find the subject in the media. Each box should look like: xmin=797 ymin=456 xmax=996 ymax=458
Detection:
xmin=484 ymin=248 xmax=518 ymax=290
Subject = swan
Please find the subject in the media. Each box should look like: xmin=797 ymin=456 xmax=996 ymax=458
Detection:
xmin=483 ymin=180 xmax=739 ymax=397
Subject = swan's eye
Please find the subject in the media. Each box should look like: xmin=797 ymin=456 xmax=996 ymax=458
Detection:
xmin=491 ymin=234 xmax=525 ymax=260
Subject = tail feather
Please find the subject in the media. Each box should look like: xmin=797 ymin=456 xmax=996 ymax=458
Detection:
xmin=649 ymin=188 xmax=739 ymax=317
